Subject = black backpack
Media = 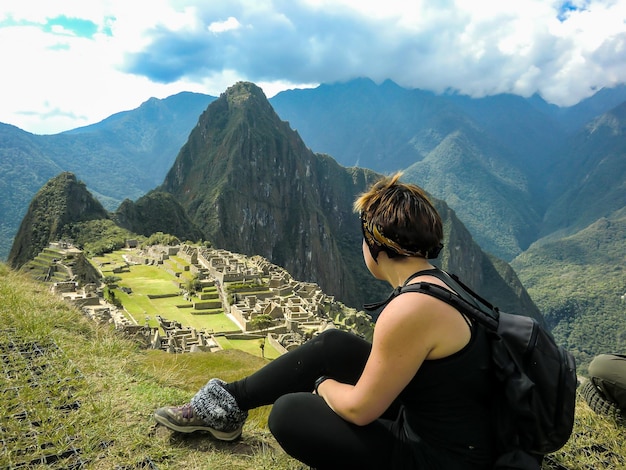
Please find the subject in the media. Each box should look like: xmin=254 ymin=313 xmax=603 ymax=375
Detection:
xmin=365 ymin=268 xmax=577 ymax=469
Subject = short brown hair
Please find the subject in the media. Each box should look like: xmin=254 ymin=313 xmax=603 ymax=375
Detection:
xmin=354 ymin=172 xmax=443 ymax=260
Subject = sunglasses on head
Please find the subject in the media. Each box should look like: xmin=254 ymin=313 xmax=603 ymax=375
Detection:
xmin=361 ymin=215 xmax=386 ymax=261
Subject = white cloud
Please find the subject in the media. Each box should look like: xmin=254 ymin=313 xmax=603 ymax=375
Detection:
xmin=0 ymin=0 xmax=625 ymax=134
xmin=208 ymin=16 xmax=241 ymax=33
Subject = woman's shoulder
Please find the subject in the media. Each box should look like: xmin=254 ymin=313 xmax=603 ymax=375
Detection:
xmin=374 ymin=288 xmax=460 ymax=336
xmin=376 ymin=283 xmax=472 ymax=359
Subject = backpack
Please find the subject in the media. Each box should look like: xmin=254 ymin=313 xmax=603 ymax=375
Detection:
xmin=365 ymin=268 xmax=577 ymax=468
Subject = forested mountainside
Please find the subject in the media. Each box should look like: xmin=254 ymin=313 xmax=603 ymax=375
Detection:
xmin=271 ymin=78 xmax=626 ymax=261
xmin=3 ymin=79 xmax=625 ymax=368
xmin=8 ymin=173 xmax=110 ymax=268
xmin=0 ymin=92 xmax=215 ymax=260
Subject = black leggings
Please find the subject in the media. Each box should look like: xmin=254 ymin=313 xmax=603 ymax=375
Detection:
xmin=225 ymin=329 xmax=413 ymax=469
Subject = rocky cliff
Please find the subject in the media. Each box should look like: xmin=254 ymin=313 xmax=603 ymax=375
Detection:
xmin=160 ymin=82 xmax=385 ymax=306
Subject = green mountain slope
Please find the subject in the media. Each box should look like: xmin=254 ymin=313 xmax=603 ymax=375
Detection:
xmin=0 ymin=92 xmax=214 ymax=261
xmin=543 ymin=102 xmax=626 ymax=237
xmin=403 ymin=122 xmax=540 ymax=260
xmin=114 ymin=190 xmax=205 ymax=242
xmin=7 ymin=172 xmax=110 ymax=268
xmin=0 ymin=124 xmax=65 ymax=261
xmin=512 ymin=213 xmax=626 ymax=368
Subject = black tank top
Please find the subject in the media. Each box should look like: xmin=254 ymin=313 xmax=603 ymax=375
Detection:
xmin=399 ymin=320 xmax=495 ymax=468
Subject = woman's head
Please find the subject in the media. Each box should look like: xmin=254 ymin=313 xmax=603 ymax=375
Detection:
xmin=354 ymin=172 xmax=443 ymax=262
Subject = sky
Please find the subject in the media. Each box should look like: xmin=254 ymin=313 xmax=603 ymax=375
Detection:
xmin=1 ymin=0 xmax=626 ymax=135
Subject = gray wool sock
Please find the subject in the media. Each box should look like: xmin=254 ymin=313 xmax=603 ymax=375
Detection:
xmin=190 ymin=378 xmax=248 ymax=432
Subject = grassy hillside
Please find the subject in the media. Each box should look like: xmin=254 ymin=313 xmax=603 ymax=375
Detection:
xmin=1 ymin=262 xmax=625 ymax=469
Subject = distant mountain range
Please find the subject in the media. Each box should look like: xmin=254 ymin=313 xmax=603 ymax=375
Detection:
xmin=7 ymin=83 xmax=541 ymax=323
xmin=4 ymin=79 xmax=625 ymax=263
xmin=271 ymin=78 xmax=626 ymax=260
xmin=0 ymin=92 xmax=215 ymax=260
xmin=2 ymin=78 xmax=625 ymax=367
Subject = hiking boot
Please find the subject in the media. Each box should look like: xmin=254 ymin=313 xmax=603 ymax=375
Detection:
xmin=154 ymin=378 xmax=247 ymax=441
xmin=580 ymin=380 xmax=624 ymax=424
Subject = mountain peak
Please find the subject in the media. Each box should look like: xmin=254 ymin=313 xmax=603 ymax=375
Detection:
xmin=8 ymin=172 xmax=109 ymax=268
xmin=223 ymin=81 xmax=266 ymax=101
xmin=160 ymin=79 xmax=302 ymax=201
xmin=217 ymin=81 xmax=274 ymax=116
xmin=160 ymin=82 xmax=388 ymax=306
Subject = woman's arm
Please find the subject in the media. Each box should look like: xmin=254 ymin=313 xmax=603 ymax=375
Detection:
xmin=316 ymin=293 xmax=445 ymax=425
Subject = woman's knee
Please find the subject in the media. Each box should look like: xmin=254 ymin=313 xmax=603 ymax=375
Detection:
xmin=268 ymin=394 xmax=295 ymax=438
xmin=316 ymin=328 xmax=352 ymax=343
xmin=268 ymin=393 xmax=323 ymax=447
xmin=318 ymin=328 xmax=370 ymax=352
xmin=589 ymin=354 xmax=626 ymax=382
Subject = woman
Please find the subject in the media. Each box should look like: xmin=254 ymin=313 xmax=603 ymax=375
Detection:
xmin=154 ymin=173 xmax=495 ymax=469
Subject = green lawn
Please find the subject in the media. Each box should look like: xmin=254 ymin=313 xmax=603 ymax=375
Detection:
xmin=115 ymin=289 xmax=241 ymax=332
xmin=117 ymin=265 xmax=180 ymax=295
xmin=91 ymin=251 xmax=127 ymax=268
xmin=96 ymin=253 xmax=242 ymax=334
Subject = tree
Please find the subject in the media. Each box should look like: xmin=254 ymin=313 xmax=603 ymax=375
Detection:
xmin=249 ymin=314 xmax=274 ymax=333
xmin=103 ymin=275 xmax=121 ymax=287
xmin=185 ymin=276 xmax=202 ymax=295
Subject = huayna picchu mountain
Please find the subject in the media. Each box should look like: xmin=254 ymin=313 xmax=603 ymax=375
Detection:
xmin=159 ymin=81 xmax=542 ymax=318
xmin=159 ymin=82 xmax=388 ymax=306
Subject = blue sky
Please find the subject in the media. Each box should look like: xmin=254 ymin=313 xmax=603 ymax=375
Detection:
xmin=1 ymin=0 xmax=625 ymax=135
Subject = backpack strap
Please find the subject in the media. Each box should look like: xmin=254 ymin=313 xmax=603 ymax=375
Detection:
xmin=399 ymin=281 xmax=499 ymax=331
xmin=364 ymin=267 xmax=499 ymax=331
xmin=363 ymin=269 xmax=435 ymax=311
xmin=404 ymin=267 xmax=496 ymax=312
xmin=365 ymin=267 xmax=484 ymax=311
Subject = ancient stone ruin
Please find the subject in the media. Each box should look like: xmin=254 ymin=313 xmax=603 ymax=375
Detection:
xmin=49 ymin=242 xmax=373 ymax=355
